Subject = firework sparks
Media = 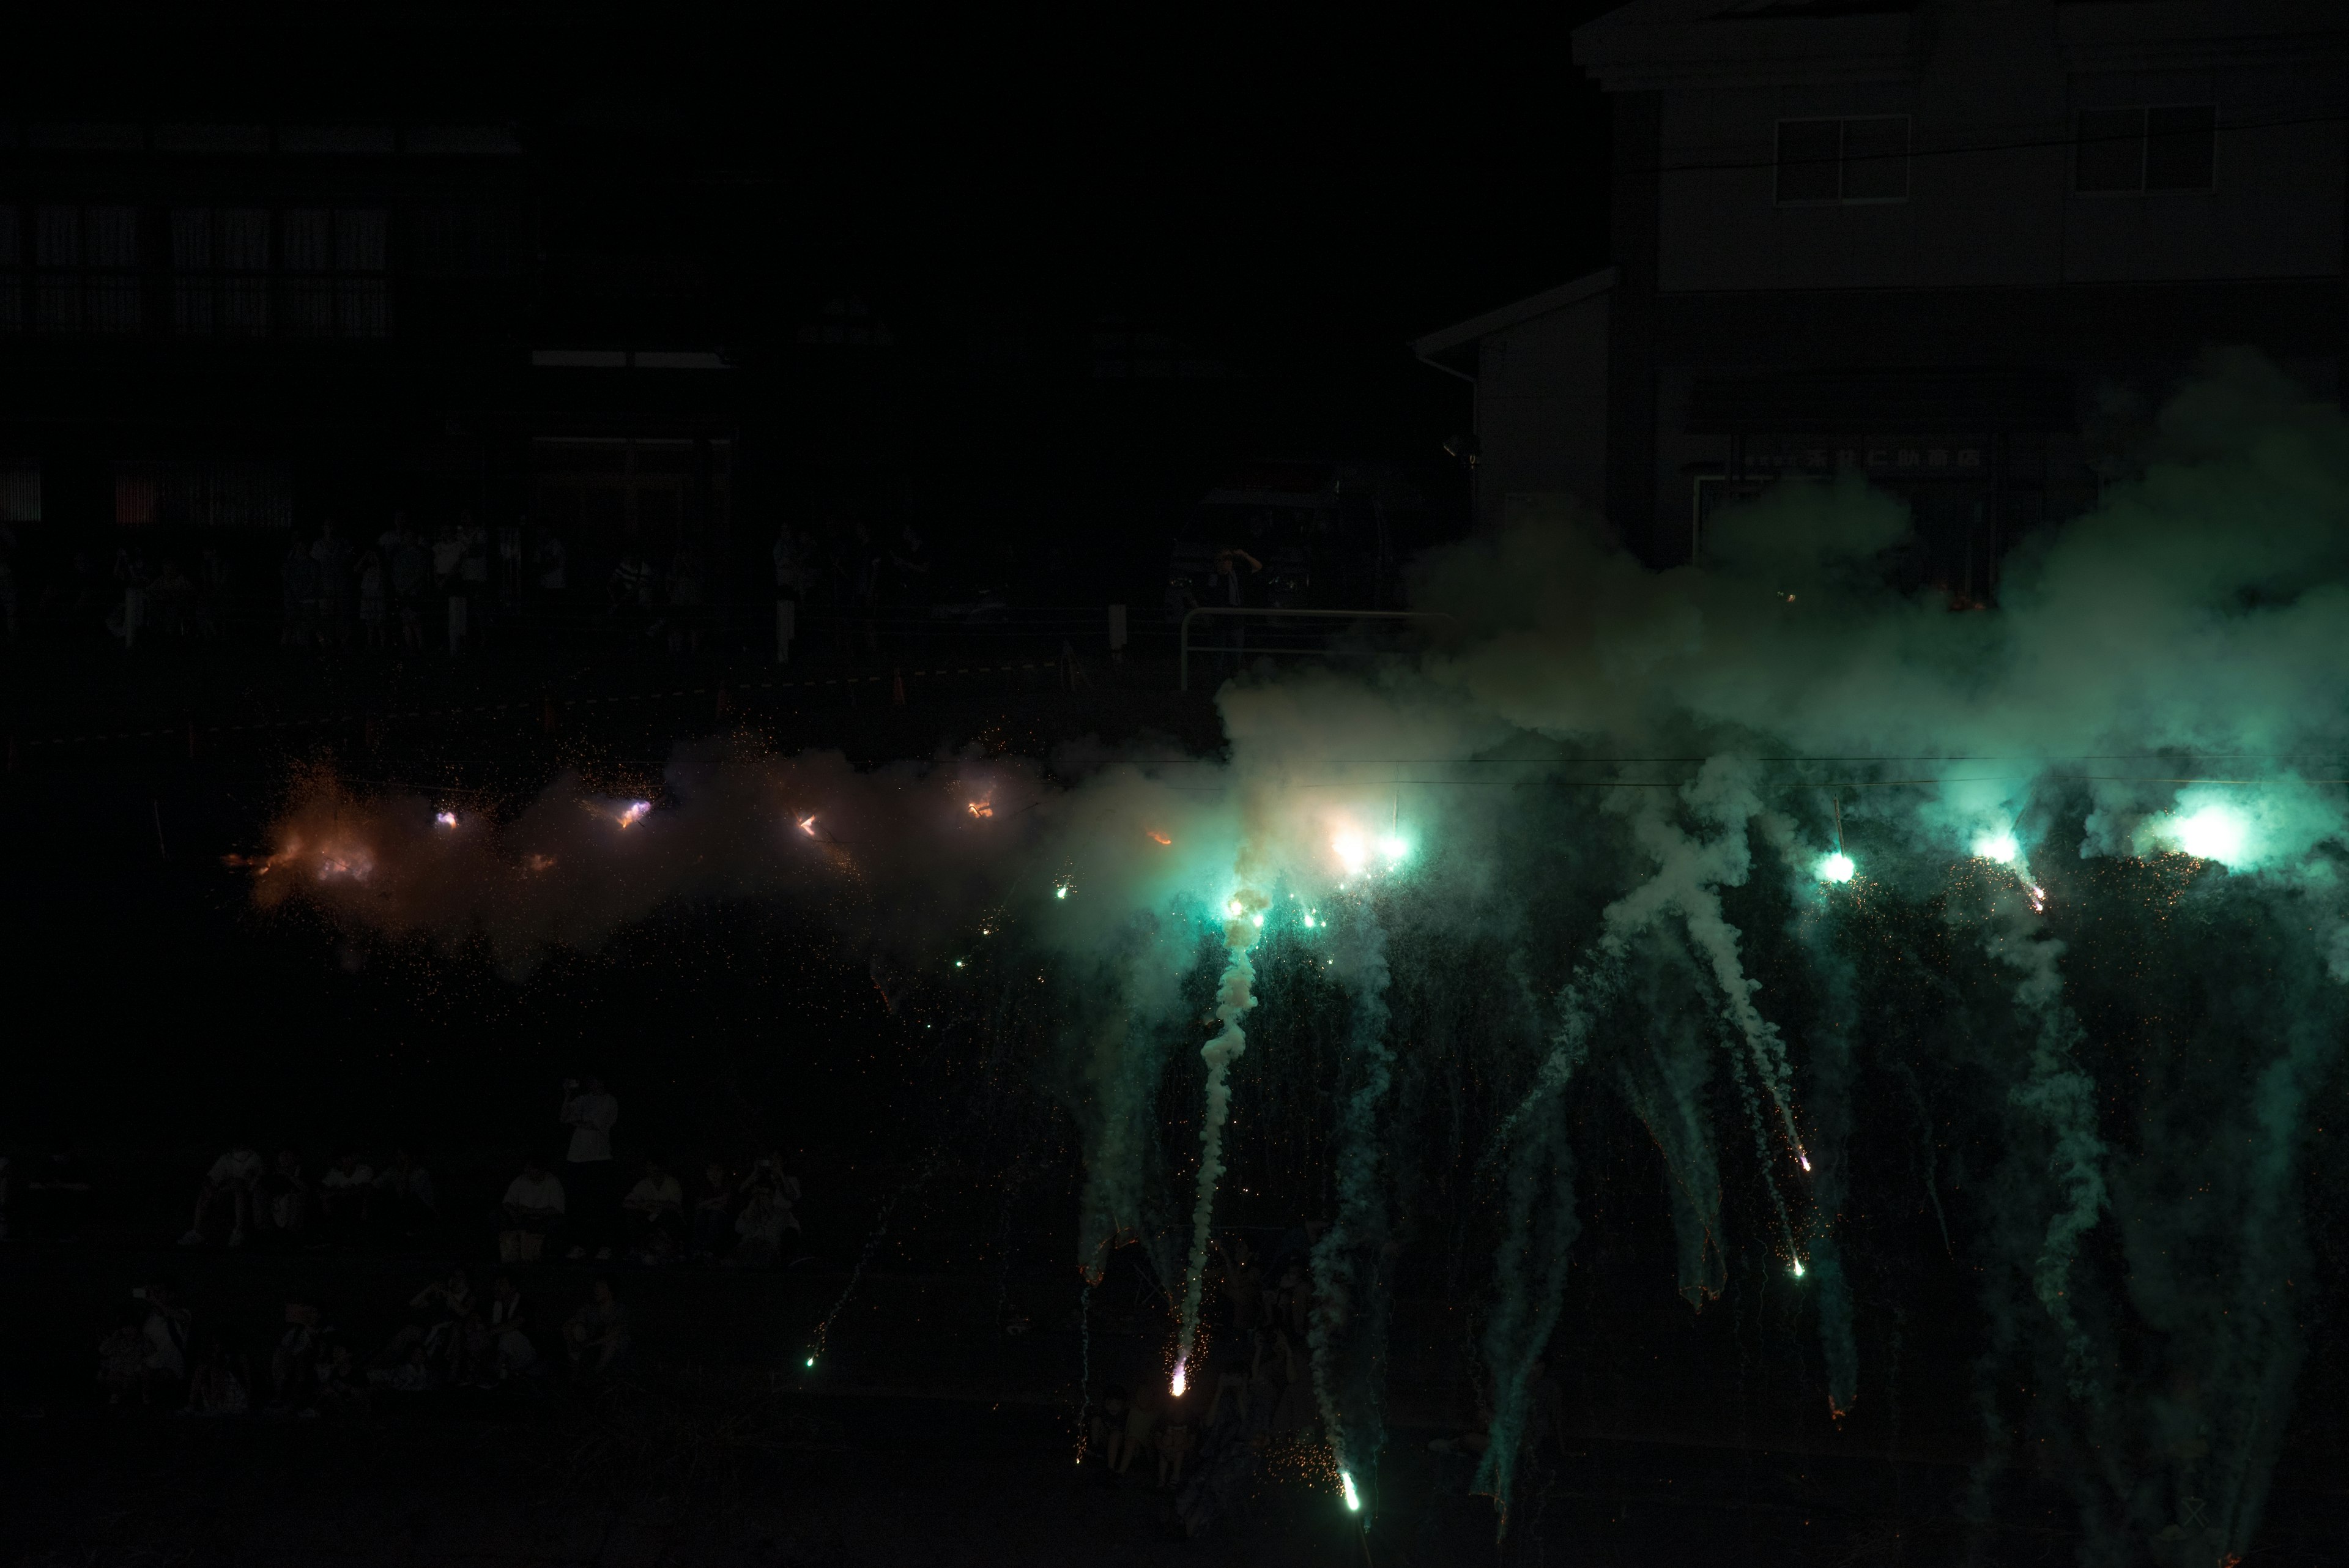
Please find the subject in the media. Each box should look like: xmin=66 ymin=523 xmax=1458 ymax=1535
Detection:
xmin=1340 ymin=1468 xmax=1362 ymax=1513
xmin=615 ymin=800 xmax=651 ymax=828
xmin=967 ymin=800 xmax=993 ymax=819
xmin=798 ymin=815 xmax=817 ymax=836
xmin=435 ymin=811 xmax=459 ymax=828
xmin=1818 ymin=852 xmax=1855 ymax=883
xmin=1147 ymin=830 xmax=1171 ymax=845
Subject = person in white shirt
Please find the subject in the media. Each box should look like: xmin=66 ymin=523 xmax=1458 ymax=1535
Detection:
xmin=500 ymin=1155 xmax=566 ymax=1263
xmin=486 ymin=1274 xmax=536 ymax=1380
xmin=317 ymin=1153 xmax=375 ymax=1244
xmin=182 ymin=1145 xmax=265 ymax=1247
xmin=620 ymin=1157 xmax=685 ymax=1254
xmin=139 ymin=1283 xmax=190 ymax=1404
xmin=559 ymin=1077 xmax=619 ymax=1260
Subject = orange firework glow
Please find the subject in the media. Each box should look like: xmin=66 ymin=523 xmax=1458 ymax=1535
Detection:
xmin=798 ymin=815 xmax=817 ymax=835
xmin=967 ymin=800 xmax=993 ymax=819
xmin=1148 ymin=830 xmax=1171 ymax=845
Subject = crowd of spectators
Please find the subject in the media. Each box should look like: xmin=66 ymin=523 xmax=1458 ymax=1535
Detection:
xmin=0 ymin=509 xmax=965 ymax=669
xmin=89 ymin=1073 xmax=808 ymax=1417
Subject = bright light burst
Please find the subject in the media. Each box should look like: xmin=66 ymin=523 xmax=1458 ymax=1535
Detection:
xmin=1055 ymin=885 xmax=1069 ymax=900
xmin=1170 ymin=1361 xmax=1187 ymax=1398
xmin=798 ymin=815 xmax=817 ymax=836
xmin=435 ymin=811 xmax=458 ymax=828
xmin=1332 ymin=833 xmax=1367 ymax=874
xmin=617 ymin=800 xmax=651 ymax=828
xmin=2172 ymin=804 xmax=2247 ymax=864
xmin=1973 ymin=830 xmax=2019 ymax=864
xmin=1818 ymin=852 xmax=1855 ymax=883
xmin=1340 ymin=1469 xmax=1362 ymax=1512
xmin=1791 ymin=1260 xmax=1806 ymax=1279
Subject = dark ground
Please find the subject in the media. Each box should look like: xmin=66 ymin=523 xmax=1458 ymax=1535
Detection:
xmin=4 ymin=1235 xmax=2346 ymax=1567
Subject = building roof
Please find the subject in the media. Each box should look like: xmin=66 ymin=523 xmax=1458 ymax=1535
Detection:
xmin=1409 ymin=267 xmax=1619 ymax=379
xmin=1573 ymin=0 xmax=2349 ymax=91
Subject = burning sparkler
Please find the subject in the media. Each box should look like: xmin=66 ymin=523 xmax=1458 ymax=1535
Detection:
xmin=798 ymin=815 xmax=817 ymax=836
xmin=616 ymin=800 xmax=651 ymax=828
xmin=435 ymin=811 xmax=459 ymax=828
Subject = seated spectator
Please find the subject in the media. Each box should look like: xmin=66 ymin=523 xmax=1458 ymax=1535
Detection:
xmin=1089 ymin=1386 xmax=1130 ymax=1473
xmin=369 ymin=1266 xmax=470 ymax=1387
xmin=98 ymin=1303 xmax=146 ymax=1404
xmin=187 ymin=1327 xmax=254 ymax=1416
xmin=499 ymin=1155 xmax=565 ymax=1264
xmin=317 ymin=1153 xmax=374 ymax=1244
xmin=1113 ymin=1383 xmax=1158 ymax=1477
xmin=314 ymin=1341 xmax=368 ymax=1414
xmin=182 ymin=1143 xmax=265 ymax=1247
xmin=619 ymin=1157 xmax=683 ymax=1254
xmin=691 ymin=1161 xmax=736 ymax=1261
xmin=256 ymin=1148 xmax=313 ymax=1246
xmin=727 ymin=1182 xmax=793 ymax=1268
xmin=1155 ymin=1408 xmax=1195 ymax=1491
xmin=562 ymin=1278 xmax=631 ymax=1376
xmin=373 ymin=1148 xmax=436 ymax=1243
xmin=139 ymin=1282 xmax=190 ymax=1406
xmin=269 ymin=1302 xmax=321 ymax=1413
xmin=486 ymin=1274 xmax=537 ymax=1381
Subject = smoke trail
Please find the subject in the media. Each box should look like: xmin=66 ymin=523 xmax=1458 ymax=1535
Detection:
xmin=1475 ymin=973 xmax=1600 ymax=1537
xmin=1170 ymin=889 xmax=1264 ymax=1393
xmin=1307 ymin=899 xmax=1394 ymax=1512
xmin=1795 ymin=896 xmax=1862 ymax=1418
xmin=1072 ymin=921 xmax=1188 ymax=1285
xmin=1613 ymin=931 xmax=1726 ymax=1309
xmin=1986 ymin=882 xmax=2109 ymax=1402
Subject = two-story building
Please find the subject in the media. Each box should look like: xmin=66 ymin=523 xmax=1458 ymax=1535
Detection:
xmin=0 ymin=110 xmax=749 ymax=626
xmin=1412 ymin=0 xmax=2349 ymax=594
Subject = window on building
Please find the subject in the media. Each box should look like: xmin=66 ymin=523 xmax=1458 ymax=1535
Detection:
xmin=1091 ymin=318 xmax=1228 ymax=379
xmin=114 ymin=461 xmax=293 ymax=527
xmin=281 ymin=207 xmax=388 ymax=337
xmin=414 ymin=205 xmax=525 ymax=275
xmin=32 ymin=204 xmax=142 ymax=333
xmin=531 ymin=438 xmax=731 ymax=556
xmin=0 ymin=207 xmax=19 ymax=333
xmin=1775 ymin=117 xmax=1910 ymax=205
xmin=2076 ymin=106 xmax=2216 ymax=193
xmin=0 ymin=465 xmax=40 ymax=523
xmin=171 ymin=207 xmax=273 ymax=335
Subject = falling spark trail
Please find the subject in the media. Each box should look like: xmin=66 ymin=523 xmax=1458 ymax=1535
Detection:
xmin=1171 ymin=898 xmax=1261 ymax=1391
xmin=809 ymin=1163 xmax=935 ymax=1367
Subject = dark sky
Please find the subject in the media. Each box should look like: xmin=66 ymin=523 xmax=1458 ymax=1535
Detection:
xmin=18 ymin=6 xmax=1619 ymax=345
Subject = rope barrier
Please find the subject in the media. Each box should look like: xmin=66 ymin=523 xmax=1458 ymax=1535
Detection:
xmin=7 ymin=661 xmax=1062 ymax=755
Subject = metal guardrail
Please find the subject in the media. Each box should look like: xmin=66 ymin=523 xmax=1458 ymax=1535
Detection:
xmin=1176 ymin=606 xmax=1456 ymax=692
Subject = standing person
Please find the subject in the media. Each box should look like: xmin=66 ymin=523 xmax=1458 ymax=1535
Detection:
xmin=499 ymin=1154 xmax=565 ymax=1264
xmin=534 ymin=526 xmax=569 ymax=644
xmin=393 ymin=525 xmax=431 ymax=653
xmin=313 ymin=519 xmax=355 ymax=647
xmin=357 ymin=550 xmax=386 ymax=650
xmin=558 ymin=1077 xmax=618 ymax=1260
xmin=280 ymin=534 xmax=319 ymax=648
xmin=182 ymin=1144 xmax=266 ymax=1247
xmin=458 ymin=511 xmax=491 ymax=649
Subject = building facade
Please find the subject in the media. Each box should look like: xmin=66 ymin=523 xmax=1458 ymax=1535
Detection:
xmin=0 ymin=112 xmax=748 ymax=628
xmin=1415 ymin=0 xmax=2349 ymax=592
